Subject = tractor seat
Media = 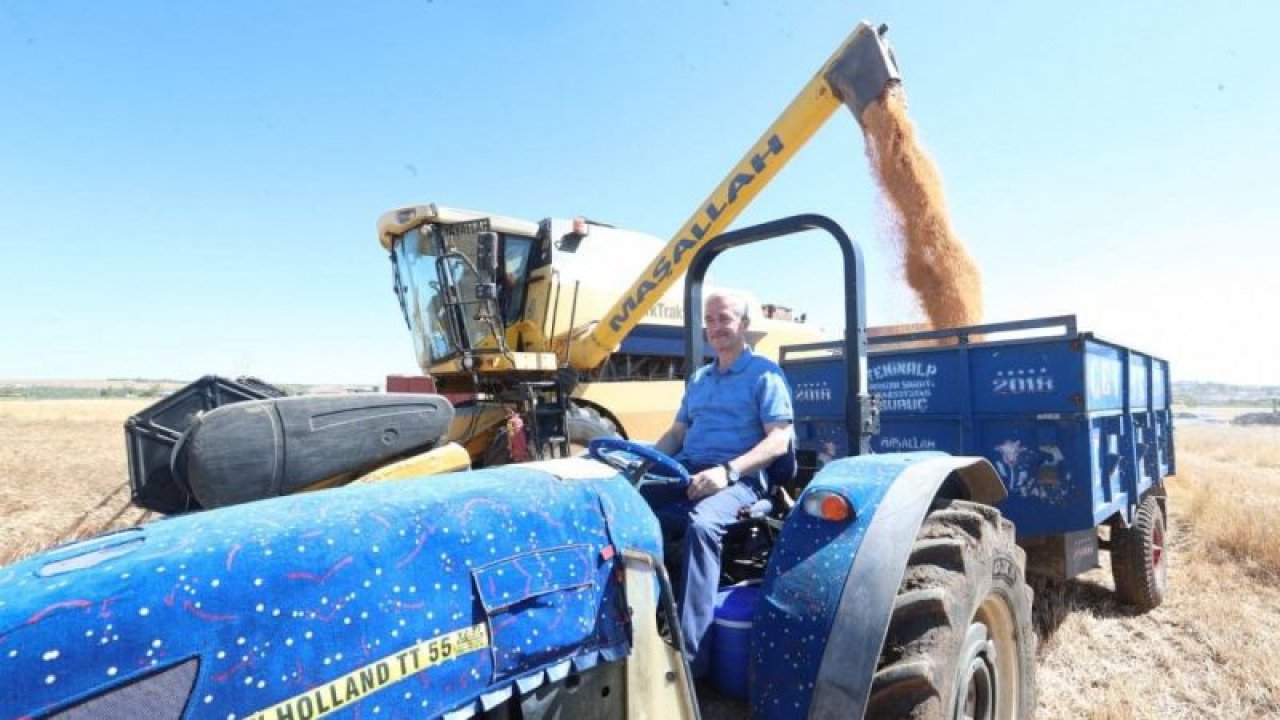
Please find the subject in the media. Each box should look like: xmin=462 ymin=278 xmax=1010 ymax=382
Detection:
xmin=765 ymin=437 xmax=798 ymax=489
xmin=719 ymin=439 xmax=797 ymax=585
xmin=735 ymin=438 xmax=798 ymax=520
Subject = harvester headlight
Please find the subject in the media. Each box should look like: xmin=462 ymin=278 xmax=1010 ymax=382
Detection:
xmin=802 ymin=489 xmax=853 ymax=523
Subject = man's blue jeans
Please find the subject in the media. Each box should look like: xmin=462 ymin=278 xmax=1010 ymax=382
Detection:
xmin=641 ymin=478 xmax=763 ymax=678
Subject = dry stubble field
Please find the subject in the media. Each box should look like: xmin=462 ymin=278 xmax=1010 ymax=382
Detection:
xmin=2 ymin=399 xmax=1279 ymax=718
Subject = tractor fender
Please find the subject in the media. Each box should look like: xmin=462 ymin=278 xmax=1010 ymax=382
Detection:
xmin=748 ymin=452 xmax=1005 ymax=719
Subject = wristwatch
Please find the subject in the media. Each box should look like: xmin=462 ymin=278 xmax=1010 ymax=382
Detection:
xmin=721 ymin=462 xmax=741 ymax=485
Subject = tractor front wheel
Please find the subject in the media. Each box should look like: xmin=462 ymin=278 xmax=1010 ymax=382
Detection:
xmin=868 ymin=499 xmax=1037 ymax=720
xmin=566 ymin=404 xmax=620 ymax=454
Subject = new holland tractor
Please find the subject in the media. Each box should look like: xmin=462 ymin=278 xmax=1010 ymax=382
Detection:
xmin=0 ymin=210 xmax=1038 ymax=719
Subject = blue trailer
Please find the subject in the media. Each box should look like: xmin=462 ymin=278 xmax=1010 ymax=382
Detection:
xmin=783 ymin=315 xmax=1173 ymax=609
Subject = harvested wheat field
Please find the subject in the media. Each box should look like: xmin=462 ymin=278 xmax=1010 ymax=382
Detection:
xmin=1034 ymin=424 xmax=1280 ymax=719
xmin=2 ymin=399 xmax=1279 ymax=717
xmin=0 ymin=399 xmax=152 ymax=563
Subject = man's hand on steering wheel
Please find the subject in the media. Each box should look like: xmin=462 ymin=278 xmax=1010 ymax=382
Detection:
xmin=687 ymin=465 xmax=731 ymax=501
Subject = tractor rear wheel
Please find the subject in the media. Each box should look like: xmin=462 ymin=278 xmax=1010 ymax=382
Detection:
xmin=1110 ymin=494 xmax=1167 ymax=611
xmin=868 ymin=500 xmax=1036 ymax=720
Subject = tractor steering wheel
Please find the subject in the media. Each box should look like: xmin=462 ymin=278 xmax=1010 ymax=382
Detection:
xmin=588 ymin=437 xmax=690 ymax=489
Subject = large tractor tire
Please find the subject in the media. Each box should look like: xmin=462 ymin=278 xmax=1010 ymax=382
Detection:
xmin=566 ymin=403 xmax=620 ymax=452
xmin=868 ymin=499 xmax=1037 ymax=720
xmin=1110 ymin=494 xmax=1167 ymax=611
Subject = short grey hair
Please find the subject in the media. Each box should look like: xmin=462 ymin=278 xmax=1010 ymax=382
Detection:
xmin=705 ymin=289 xmax=751 ymax=322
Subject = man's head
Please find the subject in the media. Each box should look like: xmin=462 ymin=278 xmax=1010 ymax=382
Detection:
xmin=704 ymin=290 xmax=751 ymax=357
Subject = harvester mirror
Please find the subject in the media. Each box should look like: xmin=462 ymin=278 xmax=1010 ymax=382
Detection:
xmin=474 ymin=231 xmax=502 ymax=300
xmin=476 ymin=232 xmax=500 ymax=276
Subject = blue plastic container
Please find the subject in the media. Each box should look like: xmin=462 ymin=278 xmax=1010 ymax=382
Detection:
xmin=711 ymin=583 xmax=760 ymax=700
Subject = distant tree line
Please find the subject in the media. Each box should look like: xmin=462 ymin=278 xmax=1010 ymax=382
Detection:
xmin=0 ymin=385 xmax=167 ymax=400
xmin=0 ymin=382 xmax=377 ymax=400
xmin=1173 ymin=380 xmax=1280 ymax=409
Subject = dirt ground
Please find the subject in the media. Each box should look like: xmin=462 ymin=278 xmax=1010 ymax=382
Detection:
xmin=2 ymin=399 xmax=1278 ymax=718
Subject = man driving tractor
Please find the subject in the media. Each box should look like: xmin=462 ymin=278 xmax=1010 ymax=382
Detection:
xmin=648 ymin=289 xmax=795 ymax=678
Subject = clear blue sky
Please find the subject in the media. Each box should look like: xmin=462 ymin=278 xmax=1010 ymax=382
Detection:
xmin=2 ymin=2 xmax=1276 ymax=385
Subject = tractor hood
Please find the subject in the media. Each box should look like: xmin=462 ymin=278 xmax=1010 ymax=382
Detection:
xmin=0 ymin=461 xmax=661 ymax=719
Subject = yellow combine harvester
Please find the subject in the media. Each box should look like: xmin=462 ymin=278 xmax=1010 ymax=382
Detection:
xmin=377 ymin=22 xmax=900 ymax=468
xmin=127 ymin=21 xmax=902 ymax=509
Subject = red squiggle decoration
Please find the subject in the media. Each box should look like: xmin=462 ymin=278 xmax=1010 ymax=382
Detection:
xmin=98 ymin=596 xmax=119 ymax=619
xmin=285 ymin=555 xmax=353 ymax=584
xmin=212 ymin=657 xmax=251 ymax=683
xmin=182 ymin=600 xmax=238 ymax=623
xmin=396 ymin=529 xmax=432 ymax=569
xmin=25 ymin=599 xmax=92 ymax=625
xmin=311 ymin=598 xmax=351 ymax=623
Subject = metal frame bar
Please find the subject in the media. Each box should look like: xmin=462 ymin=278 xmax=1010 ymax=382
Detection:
xmin=682 ymin=213 xmax=869 ymax=456
xmin=866 ymin=314 xmax=1079 ymax=348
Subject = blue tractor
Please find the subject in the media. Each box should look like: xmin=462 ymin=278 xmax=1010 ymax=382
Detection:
xmin=0 ymin=215 xmax=1038 ymax=719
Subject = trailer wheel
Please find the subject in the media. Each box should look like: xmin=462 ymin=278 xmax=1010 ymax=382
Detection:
xmin=1110 ymin=494 xmax=1167 ymax=611
xmin=868 ymin=500 xmax=1036 ymax=720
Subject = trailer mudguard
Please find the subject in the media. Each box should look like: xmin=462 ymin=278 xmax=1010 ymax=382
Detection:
xmin=749 ymin=452 xmax=1004 ymax=719
xmin=0 ymin=458 xmax=661 ymax=720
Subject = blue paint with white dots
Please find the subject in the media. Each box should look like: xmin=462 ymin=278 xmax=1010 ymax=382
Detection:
xmin=1 ymin=447 xmax=987 ymax=719
xmin=0 ymin=463 xmax=659 ymax=718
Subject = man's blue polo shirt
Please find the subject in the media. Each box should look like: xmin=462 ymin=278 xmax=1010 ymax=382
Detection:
xmin=676 ymin=345 xmax=793 ymax=469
